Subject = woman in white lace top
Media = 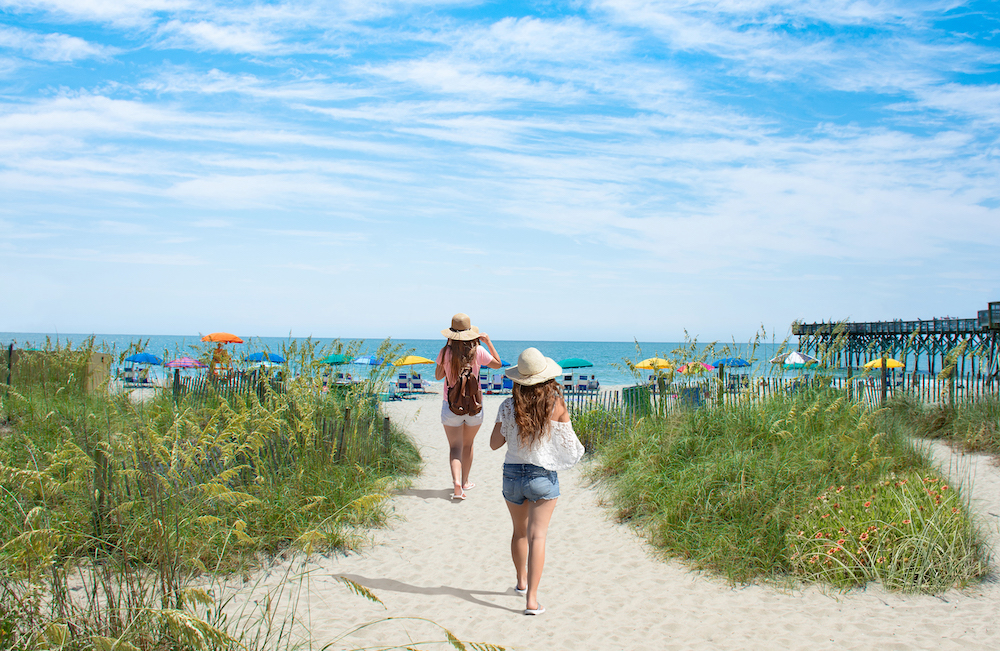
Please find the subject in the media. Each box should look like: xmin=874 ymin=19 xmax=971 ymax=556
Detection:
xmin=490 ymin=347 xmax=583 ymax=616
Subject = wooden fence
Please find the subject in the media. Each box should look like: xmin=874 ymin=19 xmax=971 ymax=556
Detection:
xmin=566 ymin=373 xmax=1000 ymax=422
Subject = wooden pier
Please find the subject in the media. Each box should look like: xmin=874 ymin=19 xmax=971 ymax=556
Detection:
xmin=792 ymin=301 xmax=1000 ymax=377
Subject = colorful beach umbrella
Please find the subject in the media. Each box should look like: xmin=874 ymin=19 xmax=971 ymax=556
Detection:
xmin=677 ymin=362 xmax=716 ymax=374
xmin=245 ymin=351 xmax=285 ymax=364
xmin=558 ymin=357 xmax=594 ymax=369
xmin=320 ymin=353 xmax=353 ymax=365
xmin=202 ymin=332 xmax=243 ymax=344
xmin=393 ymin=355 xmax=435 ymax=367
xmin=770 ymin=351 xmax=818 ymax=367
xmin=164 ymin=357 xmax=207 ymax=368
xmin=636 ymin=357 xmax=672 ymax=370
xmin=125 ymin=352 xmax=162 ymax=365
xmin=863 ymin=357 xmax=904 ymax=369
xmin=352 ymin=355 xmax=384 ymax=366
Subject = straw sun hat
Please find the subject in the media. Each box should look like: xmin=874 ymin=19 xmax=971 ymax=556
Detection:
xmin=441 ymin=313 xmax=481 ymax=341
xmin=505 ymin=348 xmax=562 ymax=386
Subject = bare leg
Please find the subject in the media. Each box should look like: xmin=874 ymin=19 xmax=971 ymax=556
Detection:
xmin=524 ymin=498 xmax=557 ymax=611
xmin=460 ymin=422 xmax=480 ymax=489
xmin=443 ymin=425 xmax=465 ymax=495
xmin=506 ymin=499 xmax=530 ymax=591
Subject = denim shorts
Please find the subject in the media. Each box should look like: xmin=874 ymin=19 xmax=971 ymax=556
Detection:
xmin=502 ymin=464 xmax=560 ymax=504
xmin=440 ymin=401 xmax=485 ymax=427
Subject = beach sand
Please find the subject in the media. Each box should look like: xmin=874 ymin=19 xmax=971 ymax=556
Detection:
xmin=222 ymin=389 xmax=1000 ymax=650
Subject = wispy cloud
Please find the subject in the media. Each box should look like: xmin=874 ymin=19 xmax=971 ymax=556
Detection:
xmin=0 ymin=25 xmax=117 ymax=61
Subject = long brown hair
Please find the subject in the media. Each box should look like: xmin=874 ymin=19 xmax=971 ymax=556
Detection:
xmin=512 ymin=379 xmax=561 ymax=449
xmin=448 ymin=338 xmax=477 ymax=380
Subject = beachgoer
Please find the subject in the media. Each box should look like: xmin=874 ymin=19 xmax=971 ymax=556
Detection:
xmin=435 ymin=313 xmax=502 ymax=500
xmin=490 ymin=348 xmax=574 ymax=616
xmin=210 ymin=343 xmax=229 ymax=378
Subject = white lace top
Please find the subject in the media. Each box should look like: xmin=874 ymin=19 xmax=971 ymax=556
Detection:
xmin=495 ymin=398 xmax=583 ymax=471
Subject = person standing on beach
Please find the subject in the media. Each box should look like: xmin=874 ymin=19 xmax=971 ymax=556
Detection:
xmin=490 ymin=348 xmax=582 ymax=616
xmin=435 ymin=313 xmax=502 ymax=500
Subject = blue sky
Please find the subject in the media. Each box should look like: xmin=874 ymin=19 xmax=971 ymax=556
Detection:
xmin=2 ymin=0 xmax=999 ymax=342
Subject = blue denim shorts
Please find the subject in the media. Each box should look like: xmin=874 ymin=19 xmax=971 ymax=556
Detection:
xmin=502 ymin=463 xmax=560 ymax=504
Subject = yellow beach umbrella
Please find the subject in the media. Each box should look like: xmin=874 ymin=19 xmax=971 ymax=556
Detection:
xmin=636 ymin=357 xmax=673 ymax=370
xmin=393 ymin=355 xmax=435 ymax=367
xmin=863 ymin=358 xmax=904 ymax=369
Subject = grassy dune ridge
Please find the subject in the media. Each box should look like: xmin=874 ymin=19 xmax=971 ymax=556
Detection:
xmin=0 ymin=339 xmax=423 ymax=650
xmin=578 ymin=386 xmax=991 ymax=590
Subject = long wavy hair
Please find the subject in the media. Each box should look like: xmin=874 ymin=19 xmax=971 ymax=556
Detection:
xmin=447 ymin=338 xmax=478 ymax=379
xmin=512 ymin=379 xmax=561 ymax=449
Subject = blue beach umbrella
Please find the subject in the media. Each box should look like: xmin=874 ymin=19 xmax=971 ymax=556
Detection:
xmin=352 ymin=355 xmax=384 ymax=366
xmin=714 ymin=357 xmax=750 ymax=368
xmin=245 ymin=351 xmax=286 ymax=364
xmin=125 ymin=352 xmax=163 ymax=365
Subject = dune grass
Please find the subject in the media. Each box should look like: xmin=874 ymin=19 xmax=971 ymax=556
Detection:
xmin=0 ymin=338 xmax=470 ymax=650
xmin=886 ymin=393 xmax=1000 ymax=457
xmin=581 ymin=384 xmax=990 ymax=590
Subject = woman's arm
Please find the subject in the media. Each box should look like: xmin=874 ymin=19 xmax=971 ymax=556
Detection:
xmin=478 ymin=333 xmax=503 ymax=370
xmin=434 ymin=345 xmax=447 ymax=380
xmin=489 ymin=421 xmax=506 ymax=450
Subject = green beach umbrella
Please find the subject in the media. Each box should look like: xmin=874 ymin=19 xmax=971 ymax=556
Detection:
xmin=320 ymin=353 xmax=353 ymax=365
xmin=558 ymin=357 xmax=593 ymax=369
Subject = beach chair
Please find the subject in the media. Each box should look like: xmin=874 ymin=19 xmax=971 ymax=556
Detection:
xmin=587 ymin=376 xmax=600 ymax=391
xmin=480 ymin=369 xmax=490 ymax=392
xmin=411 ymin=376 xmax=424 ymax=392
xmin=576 ymin=374 xmax=589 ymax=392
xmin=489 ymin=374 xmax=503 ymax=393
xmin=563 ymin=374 xmax=574 ymax=393
xmin=397 ymin=378 xmax=410 ymax=393
xmin=502 ymin=377 xmax=513 ymax=393
xmin=398 ymin=372 xmax=408 ymax=383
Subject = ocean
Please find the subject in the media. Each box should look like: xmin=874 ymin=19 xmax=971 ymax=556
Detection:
xmin=1 ymin=332 xmax=792 ymax=387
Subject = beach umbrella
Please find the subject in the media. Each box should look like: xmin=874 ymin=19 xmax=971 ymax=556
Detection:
xmin=393 ymin=355 xmax=435 ymax=367
xmin=772 ymin=351 xmax=819 ymax=369
xmin=165 ymin=357 xmax=207 ymax=368
xmin=202 ymin=332 xmax=243 ymax=344
xmin=636 ymin=357 xmax=672 ymax=370
xmin=245 ymin=351 xmax=285 ymax=364
xmin=320 ymin=353 xmax=353 ymax=365
xmin=677 ymin=362 xmax=716 ymax=374
xmin=558 ymin=357 xmax=593 ymax=369
xmin=352 ymin=355 xmax=384 ymax=366
xmin=863 ymin=358 xmax=904 ymax=369
xmin=125 ymin=352 xmax=162 ymax=365
xmin=714 ymin=357 xmax=750 ymax=368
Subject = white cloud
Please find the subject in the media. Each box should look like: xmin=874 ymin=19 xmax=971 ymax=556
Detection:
xmin=0 ymin=25 xmax=116 ymax=61
xmin=156 ymin=19 xmax=280 ymax=53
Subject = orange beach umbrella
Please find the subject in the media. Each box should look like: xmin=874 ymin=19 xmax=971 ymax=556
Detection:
xmin=202 ymin=332 xmax=243 ymax=344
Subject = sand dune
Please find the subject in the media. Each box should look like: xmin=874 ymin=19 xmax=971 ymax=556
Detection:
xmin=223 ymin=390 xmax=1000 ymax=650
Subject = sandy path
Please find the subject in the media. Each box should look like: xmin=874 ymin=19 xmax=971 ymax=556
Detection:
xmin=225 ymin=391 xmax=1000 ymax=650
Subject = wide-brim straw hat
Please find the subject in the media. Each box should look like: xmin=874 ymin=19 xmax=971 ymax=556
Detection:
xmin=505 ymin=348 xmax=562 ymax=386
xmin=442 ymin=313 xmax=481 ymax=341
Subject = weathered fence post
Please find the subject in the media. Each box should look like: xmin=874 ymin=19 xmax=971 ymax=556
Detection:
xmin=335 ymin=407 xmax=350 ymax=463
xmin=382 ymin=416 xmax=391 ymax=451
xmin=880 ymin=356 xmax=888 ymax=407
xmin=846 ymin=365 xmax=853 ymax=402
xmin=93 ymin=445 xmax=110 ymax=539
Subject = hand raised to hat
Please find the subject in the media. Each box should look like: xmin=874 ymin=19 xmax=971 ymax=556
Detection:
xmin=477 ymin=333 xmax=503 ymax=369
